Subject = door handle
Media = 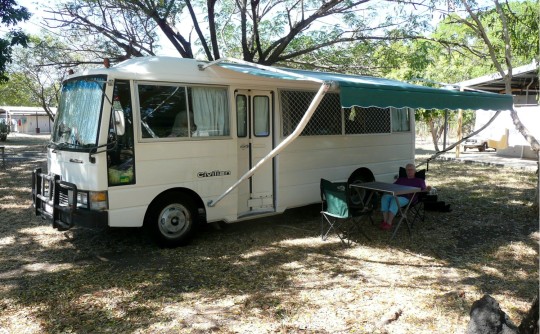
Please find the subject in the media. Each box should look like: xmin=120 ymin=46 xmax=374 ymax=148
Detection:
xmin=240 ymin=144 xmax=249 ymax=149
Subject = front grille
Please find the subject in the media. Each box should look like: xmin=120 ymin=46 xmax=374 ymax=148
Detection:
xmin=32 ymin=167 xmax=78 ymax=230
xmin=58 ymin=187 xmax=69 ymax=206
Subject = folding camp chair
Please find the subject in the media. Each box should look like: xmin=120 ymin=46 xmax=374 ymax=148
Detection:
xmin=408 ymin=191 xmax=428 ymax=228
xmin=320 ymin=178 xmax=370 ymax=245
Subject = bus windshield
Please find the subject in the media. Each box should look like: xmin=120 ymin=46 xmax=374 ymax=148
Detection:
xmin=51 ymin=75 xmax=106 ymax=149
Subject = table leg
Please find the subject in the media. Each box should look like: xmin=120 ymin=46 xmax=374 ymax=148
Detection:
xmin=391 ymin=193 xmax=416 ymax=240
xmin=349 ymin=189 xmax=374 ymax=241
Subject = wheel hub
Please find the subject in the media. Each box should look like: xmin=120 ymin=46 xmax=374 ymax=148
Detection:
xmin=160 ymin=205 xmax=187 ymax=235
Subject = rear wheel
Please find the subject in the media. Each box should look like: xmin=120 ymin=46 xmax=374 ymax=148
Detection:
xmin=348 ymin=167 xmax=375 ymax=209
xmin=146 ymin=192 xmax=197 ymax=247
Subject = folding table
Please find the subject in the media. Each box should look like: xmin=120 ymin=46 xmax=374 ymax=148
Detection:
xmin=350 ymin=181 xmax=421 ymax=239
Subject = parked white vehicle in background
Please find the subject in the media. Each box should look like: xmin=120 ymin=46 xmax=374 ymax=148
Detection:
xmin=32 ymin=56 xmax=513 ymax=247
xmin=463 ymin=135 xmax=491 ymax=152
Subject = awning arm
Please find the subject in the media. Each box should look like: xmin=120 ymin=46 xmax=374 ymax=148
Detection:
xmin=207 ymin=81 xmax=332 ymax=207
xmin=198 ymin=57 xmax=323 ymax=84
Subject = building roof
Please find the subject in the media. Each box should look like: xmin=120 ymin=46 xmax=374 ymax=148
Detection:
xmin=0 ymin=106 xmax=56 ymax=116
xmin=456 ymin=61 xmax=539 ymax=95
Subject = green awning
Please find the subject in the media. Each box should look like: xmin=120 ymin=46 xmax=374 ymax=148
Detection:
xmin=218 ymin=63 xmax=514 ymax=111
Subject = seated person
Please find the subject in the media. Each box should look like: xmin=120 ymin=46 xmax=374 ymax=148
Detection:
xmin=170 ymin=110 xmax=198 ymax=137
xmin=169 ymin=110 xmax=189 ymax=137
xmin=380 ymin=163 xmax=431 ymax=231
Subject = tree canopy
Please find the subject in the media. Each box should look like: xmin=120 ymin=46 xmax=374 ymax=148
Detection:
xmin=42 ymin=0 xmax=435 ymax=68
xmin=348 ymin=0 xmax=539 ymax=152
xmin=0 ymin=0 xmax=30 ymax=82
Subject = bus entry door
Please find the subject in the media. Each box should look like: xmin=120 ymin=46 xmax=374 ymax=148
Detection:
xmin=235 ymin=90 xmax=274 ymax=215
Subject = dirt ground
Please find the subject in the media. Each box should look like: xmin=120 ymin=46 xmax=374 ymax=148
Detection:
xmin=0 ymin=134 xmax=538 ymax=333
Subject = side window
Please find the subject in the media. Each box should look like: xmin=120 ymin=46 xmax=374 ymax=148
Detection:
xmin=280 ymin=90 xmax=397 ymax=136
xmin=137 ymin=83 xmax=230 ymax=139
xmin=190 ymin=86 xmax=230 ymax=136
xmin=108 ymin=80 xmax=135 ymax=186
xmin=237 ymin=94 xmax=248 ymax=137
xmin=253 ymin=95 xmax=269 ymax=137
xmin=281 ymin=90 xmax=341 ymax=136
xmin=138 ymin=84 xmax=189 ymax=138
xmin=344 ymin=107 xmax=391 ymax=134
xmin=391 ymin=107 xmax=411 ymax=132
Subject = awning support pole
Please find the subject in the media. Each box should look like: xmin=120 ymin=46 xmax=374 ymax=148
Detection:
xmin=208 ymin=81 xmax=332 ymax=207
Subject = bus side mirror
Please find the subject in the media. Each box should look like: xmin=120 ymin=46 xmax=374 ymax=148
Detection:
xmin=114 ymin=109 xmax=125 ymax=136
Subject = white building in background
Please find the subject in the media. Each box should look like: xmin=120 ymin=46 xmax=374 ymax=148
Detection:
xmin=457 ymin=61 xmax=539 ymax=159
xmin=0 ymin=106 xmax=56 ymax=134
xmin=470 ymin=107 xmax=539 ymax=159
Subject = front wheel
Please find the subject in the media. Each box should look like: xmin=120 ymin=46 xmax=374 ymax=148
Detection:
xmin=146 ymin=192 xmax=198 ymax=247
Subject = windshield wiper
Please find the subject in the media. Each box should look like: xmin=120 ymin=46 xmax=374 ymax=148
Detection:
xmin=48 ymin=141 xmax=95 ymax=151
xmin=48 ymin=142 xmax=70 ymax=150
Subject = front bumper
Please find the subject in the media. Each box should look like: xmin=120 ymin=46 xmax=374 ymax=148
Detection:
xmin=32 ymin=168 xmax=108 ymax=230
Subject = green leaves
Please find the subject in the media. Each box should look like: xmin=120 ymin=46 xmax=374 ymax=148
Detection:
xmin=0 ymin=0 xmax=31 ymax=26
xmin=0 ymin=0 xmax=30 ymax=82
xmin=7 ymin=29 xmax=28 ymax=47
xmin=0 ymin=72 xmax=36 ymax=105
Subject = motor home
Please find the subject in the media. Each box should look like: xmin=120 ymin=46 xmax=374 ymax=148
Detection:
xmin=32 ymin=57 xmax=513 ymax=247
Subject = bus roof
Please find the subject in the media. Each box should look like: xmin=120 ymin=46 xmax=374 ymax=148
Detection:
xmin=76 ymin=56 xmax=514 ymax=112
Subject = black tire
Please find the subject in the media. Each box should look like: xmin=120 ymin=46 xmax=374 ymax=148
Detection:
xmin=146 ymin=192 xmax=198 ymax=247
xmin=478 ymin=143 xmax=487 ymax=152
xmin=348 ymin=167 xmax=376 ymax=209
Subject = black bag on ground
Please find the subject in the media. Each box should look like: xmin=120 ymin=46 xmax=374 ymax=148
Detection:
xmin=422 ymin=194 xmax=452 ymax=212
xmin=424 ymin=200 xmax=452 ymax=212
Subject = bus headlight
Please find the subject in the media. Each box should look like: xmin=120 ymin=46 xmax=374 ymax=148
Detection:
xmin=89 ymin=191 xmax=108 ymax=211
xmin=68 ymin=190 xmax=88 ymax=208
xmin=77 ymin=192 xmax=88 ymax=208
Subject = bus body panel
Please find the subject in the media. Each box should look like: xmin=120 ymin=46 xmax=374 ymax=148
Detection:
xmin=275 ymin=132 xmax=414 ymax=210
xmin=47 ymin=150 xmax=107 ymax=190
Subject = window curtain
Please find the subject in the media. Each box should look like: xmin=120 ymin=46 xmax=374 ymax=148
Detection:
xmin=192 ymin=87 xmax=229 ymax=136
xmin=391 ymin=107 xmax=410 ymax=132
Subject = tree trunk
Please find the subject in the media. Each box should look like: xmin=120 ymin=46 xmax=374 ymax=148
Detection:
xmin=509 ymin=109 xmax=540 ymax=152
xmin=428 ymin=119 xmax=440 ymax=152
xmin=518 ymin=294 xmax=539 ymax=334
xmin=535 ymin=155 xmax=539 ymax=214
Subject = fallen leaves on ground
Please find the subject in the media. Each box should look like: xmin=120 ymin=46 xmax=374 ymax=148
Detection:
xmin=0 ymin=135 xmax=537 ymax=333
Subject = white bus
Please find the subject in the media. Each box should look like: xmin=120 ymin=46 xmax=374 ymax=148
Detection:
xmin=32 ymin=56 xmax=513 ymax=247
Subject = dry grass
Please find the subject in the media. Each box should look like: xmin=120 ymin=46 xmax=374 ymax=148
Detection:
xmin=0 ymin=134 xmax=538 ymax=333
